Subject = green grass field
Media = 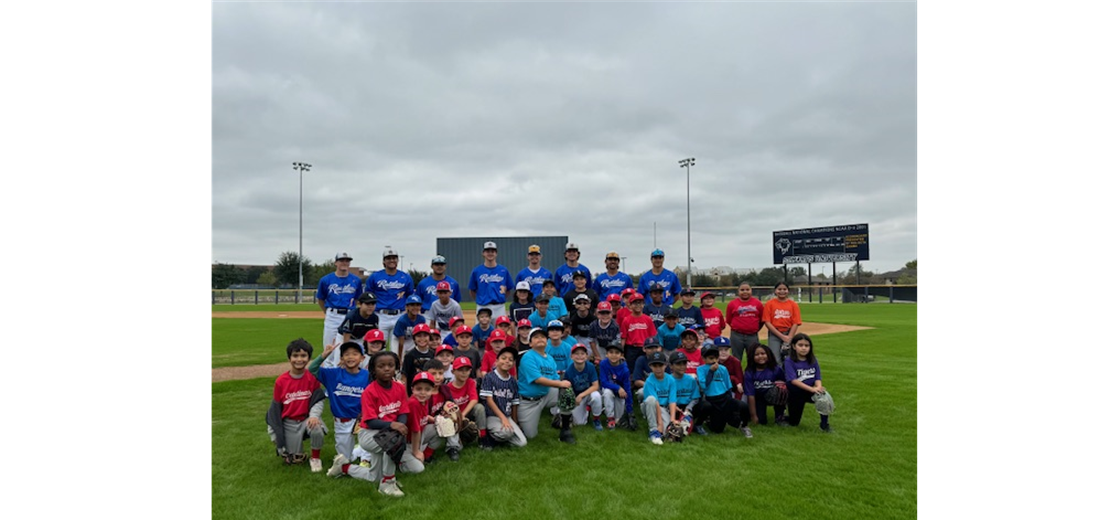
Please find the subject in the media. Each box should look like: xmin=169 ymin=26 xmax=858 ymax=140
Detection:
xmin=213 ymin=304 xmax=916 ymax=519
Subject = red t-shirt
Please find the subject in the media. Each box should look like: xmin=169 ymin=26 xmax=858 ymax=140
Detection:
xmin=726 ymin=297 xmax=764 ymax=335
xmin=620 ymin=314 xmax=658 ymax=347
xmin=680 ymin=347 xmax=703 ymax=374
xmin=721 ymin=356 xmax=744 ymax=398
xmin=444 ymin=378 xmax=478 ymax=409
xmin=360 ymin=379 xmax=410 ymax=428
xmin=482 ymin=350 xmax=517 ymax=377
xmin=429 ymin=390 xmax=447 ymax=416
xmin=406 ymin=395 xmax=433 ymax=441
xmin=273 ymin=371 xmax=320 ymax=421
xmin=701 ymin=307 xmax=726 ymax=338
xmin=615 ymin=307 xmax=631 ymax=329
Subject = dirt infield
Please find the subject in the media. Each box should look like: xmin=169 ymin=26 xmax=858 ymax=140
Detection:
xmin=212 ymin=310 xmax=869 ymax=383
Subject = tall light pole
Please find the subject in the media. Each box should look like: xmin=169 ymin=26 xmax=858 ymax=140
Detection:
xmin=678 ymin=157 xmax=695 ymax=288
xmin=293 ymin=162 xmax=312 ymax=304
xmin=621 ymin=256 xmax=627 ymax=274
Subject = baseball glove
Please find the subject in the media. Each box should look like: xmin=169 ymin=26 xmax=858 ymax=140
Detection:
xmin=664 ymin=421 xmax=687 ymax=443
xmin=458 ymin=419 xmax=479 ymax=444
xmin=372 ymin=429 xmax=407 ymax=466
xmin=434 ymin=414 xmax=457 ymax=437
xmin=812 ymin=391 xmax=835 ymax=416
xmin=557 ymin=387 xmax=576 ymax=413
xmin=765 ymin=382 xmax=789 ymax=406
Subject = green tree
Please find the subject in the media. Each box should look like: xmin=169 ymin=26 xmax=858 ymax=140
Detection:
xmin=751 ymin=267 xmax=784 ymax=287
xmin=692 ymin=272 xmax=715 ymax=288
xmin=408 ymin=269 xmax=428 ymax=286
xmin=789 ymin=266 xmax=807 ymax=278
xmin=306 ymin=262 xmax=332 ymax=289
xmin=273 ymin=251 xmax=312 ymax=287
xmin=243 ymin=265 xmax=268 ymax=284
xmin=211 ymin=262 xmax=244 ymax=289
xmin=257 ymin=271 xmax=278 ymax=287
xmin=905 ymin=259 xmax=917 ymax=270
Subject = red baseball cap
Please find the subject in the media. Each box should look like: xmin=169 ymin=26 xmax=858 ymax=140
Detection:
xmin=449 ymin=316 xmax=465 ymax=327
xmin=596 ymin=301 xmax=613 ymax=312
xmin=700 ymin=292 xmax=715 ymax=300
xmin=571 ymin=343 xmax=588 ymax=354
xmin=428 ymin=328 xmax=442 ymax=337
xmin=621 ymin=288 xmax=636 ymax=296
xmin=517 ymin=319 xmax=532 ymax=329
xmin=435 ymin=345 xmax=454 ymax=356
xmin=606 ymin=293 xmax=622 ymax=303
xmin=452 ymin=357 xmax=473 ymax=370
xmin=412 ymin=323 xmax=432 ymax=335
xmin=363 ymin=329 xmax=386 ymax=343
xmin=454 ymin=325 xmax=473 ymax=336
xmin=495 ymin=315 xmax=512 ymax=326
xmin=436 ymin=281 xmax=451 ymax=292
xmin=489 ymin=329 xmax=508 ymax=342
xmin=411 ymin=371 xmax=435 ymax=387
xmin=629 ymin=292 xmax=645 ymax=302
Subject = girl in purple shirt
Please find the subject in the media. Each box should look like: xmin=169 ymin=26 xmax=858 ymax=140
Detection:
xmin=743 ymin=344 xmax=788 ymax=426
xmin=784 ymin=333 xmax=832 ymax=432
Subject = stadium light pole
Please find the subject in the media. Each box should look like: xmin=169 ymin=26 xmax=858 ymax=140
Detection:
xmin=678 ymin=157 xmax=695 ymax=288
xmin=293 ymin=162 xmax=312 ymax=304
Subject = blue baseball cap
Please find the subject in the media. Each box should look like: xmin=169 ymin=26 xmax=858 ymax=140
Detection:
xmin=713 ymin=336 xmax=730 ymax=347
xmin=651 ymin=249 xmax=665 ymax=257
xmin=547 ymin=319 xmax=565 ymax=329
xmin=405 ymin=295 xmax=423 ymax=305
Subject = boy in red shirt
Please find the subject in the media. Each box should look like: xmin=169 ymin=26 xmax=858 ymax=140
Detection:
xmin=619 ymin=292 xmax=658 ymax=371
xmin=677 ymin=329 xmax=703 ymax=374
xmin=444 ymin=357 xmax=487 ymax=453
xmin=699 ymin=292 xmax=726 ymax=339
xmin=725 ymin=282 xmax=764 ymax=362
xmin=353 ymin=351 xmax=424 ymax=497
xmin=616 ymin=288 xmax=635 ymax=328
xmin=480 ymin=329 xmax=516 ymax=379
xmin=265 ymin=338 xmax=327 ymax=471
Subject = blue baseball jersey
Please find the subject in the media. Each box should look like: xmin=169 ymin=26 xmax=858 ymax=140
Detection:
xmin=546 ymin=296 xmax=568 ymax=321
xmin=656 ymin=323 xmax=686 ymax=351
xmin=588 ymin=320 xmax=621 ymax=351
xmin=527 ymin=310 xmax=560 ymax=330
xmin=480 ymin=370 xmax=520 ymax=417
xmin=696 ymin=364 xmax=733 ymax=398
xmin=546 ymin=341 xmax=572 ymax=373
xmin=599 ymin=358 xmax=633 ymax=413
xmin=415 ymin=275 xmax=462 ymax=311
xmin=518 ymin=349 xmax=559 ymax=398
xmin=592 ymin=271 xmax=633 ymax=299
xmin=643 ymin=373 xmax=677 ymax=408
xmin=468 ymin=264 xmax=512 ymax=305
xmin=643 ymin=301 xmax=670 ymax=329
xmin=554 ymin=264 xmax=592 ymax=296
xmin=564 ymin=361 xmax=598 ymax=394
xmin=393 ymin=313 xmax=426 ymax=340
xmin=316 ymin=367 xmax=370 ymax=419
xmin=637 ymin=269 xmax=682 ymax=306
xmin=515 ymin=267 xmax=554 ymax=297
xmin=633 ymin=356 xmax=671 ymax=383
xmin=315 ymin=273 xmax=363 ymax=310
xmin=674 ymin=306 xmax=705 ymax=329
xmin=472 ymin=324 xmax=494 ymax=349
xmin=671 ymin=372 xmax=701 ymax=406
xmin=365 ymin=270 xmax=415 ymax=311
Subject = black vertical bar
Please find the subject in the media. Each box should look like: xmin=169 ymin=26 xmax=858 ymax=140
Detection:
xmin=255 ymin=291 xmax=259 ymax=305
xmin=889 ymin=286 xmax=894 ymax=304
xmin=856 ymin=260 xmax=861 ymax=285
xmin=808 ymin=262 xmax=813 ymax=302
xmin=231 ymin=290 xmax=235 ymax=305
xmin=832 ymin=263 xmax=837 ymax=303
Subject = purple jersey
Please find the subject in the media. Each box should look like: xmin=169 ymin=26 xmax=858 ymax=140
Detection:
xmin=784 ymin=358 xmax=821 ymax=386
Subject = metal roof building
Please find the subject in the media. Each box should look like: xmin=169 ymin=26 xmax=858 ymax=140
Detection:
xmin=436 ymin=236 xmax=568 ymax=302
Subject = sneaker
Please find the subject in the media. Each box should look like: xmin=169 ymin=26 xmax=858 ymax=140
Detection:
xmin=776 ymin=417 xmax=790 ymax=427
xmin=551 ymin=414 xmax=562 ymax=429
xmin=447 ymin=448 xmax=460 ymax=462
xmin=327 ymin=454 xmax=348 ymax=478
xmin=309 ymin=458 xmax=323 ymax=473
xmin=559 ymin=429 xmax=577 ymax=445
xmin=742 ymin=426 xmax=753 ymax=438
xmin=480 ymin=437 xmax=494 ymax=451
xmin=694 ymin=425 xmax=708 ymax=436
xmin=627 ymin=415 xmax=639 ymax=432
xmin=820 ymin=424 xmax=835 ymax=434
xmin=616 ymin=415 xmax=629 ymax=429
xmin=378 ymin=479 xmax=404 ymax=498
xmin=607 ymin=417 xmax=616 ymax=430
xmin=649 ymin=430 xmax=663 ymax=445
xmin=593 ymin=418 xmax=603 ymax=431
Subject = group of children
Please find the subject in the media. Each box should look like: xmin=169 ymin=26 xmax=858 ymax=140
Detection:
xmin=267 ymin=281 xmax=833 ymax=498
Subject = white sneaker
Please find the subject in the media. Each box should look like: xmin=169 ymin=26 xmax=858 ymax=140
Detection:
xmin=742 ymin=426 xmax=753 ymax=438
xmin=327 ymin=454 xmax=348 ymax=478
xmin=378 ymin=479 xmax=405 ymax=497
xmin=309 ymin=458 xmax=323 ymax=473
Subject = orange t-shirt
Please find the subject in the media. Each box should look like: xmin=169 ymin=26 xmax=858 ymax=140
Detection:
xmin=762 ymin=299 xmax=801 ymax=333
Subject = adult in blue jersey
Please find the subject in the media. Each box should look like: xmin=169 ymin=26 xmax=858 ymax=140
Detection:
xmin=416 ymin=255 xmax=461 ymax=312
xmin=469 ymin=241 xmax=513 ymax=319
xmin=315 ymin=252 xmax=363 ymax=363
xmin=592 ymin=251 xmax=633 ymax=299
xmin=365 ymin=247 xmax=414 ymax=350
xmin=554 ymin=242 xmax=591 ymax=297
xmin=515 ymin=244 xmax=553 ymax=298
xmin=637 ymin=248 xmax=683 ymax=307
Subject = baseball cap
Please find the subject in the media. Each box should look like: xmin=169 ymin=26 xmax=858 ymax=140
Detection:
xmin=411 ymin=371 xmax=435 ymax=388
xmin=605 ymin=343 xmax=624 ymax=353
xmin=430 ymin=255 xmax=447 ymax=265
xmin=701 ymin=292 xmax=716 ymax=300
xmin=680 ymin=288 xmax=696 ymax=296
xmin=495 ymin=315 xmax=512 ymax=326
xmin=383 ymin=248 xmax=399 ymax=258
xmin=405 ymin=295 xmax=423 ymax=305
xmin=621 ymin=288 xmax=636 ymax=296
xmin=363 ymin=329 xmax=386 ymax=343
xmin=335 ymin=252 xmax=353 ymax=261
xmin=339 ymin=342 xmax=363 ymax=355
xmin=644 ymin=337 xmax=662 ymax=349
xmin=535 ymin=294 xmax=551 ymax=303
xmin=713 ymin=336 xmax=731 ymax=347
xmin=528 ymin=245 xmax=541 ymax=254
xmin=476 ymin=307 xmax=493 ymax=316
xmin=596 ymin=301 xmax=613 ymax=312
xmin=647 ymin=351 xmax=668 ymax=365
xmin=452 ymin=357 xmax=473 ymax=370
xmin=669 ymin=351 xmax=688 ymax=365
xmin=565 ymin=242 xmax=579 ymax=251
xmin=517 ymin=319 xmax=532 ymax=329
xmin=573 ymin=293 xmax=591 ymax=303
xmin=489 ymin=329 xmax=508 ymax=342
xmin=449 ymin=316 xmax=465 ymax=327
xmin=605 ymin=251 xmax=620 ymax=260
xmin=542 ymin=279 xmax=556 ymax=286
xmin=428 ymin=328 xmax=441 ymax=337
xmin=571 ymin=343 xmax=588 ymax=354
xmin=629 ymin=292 xmax=645 ymax=302
xmin=483 ymin=241 xmax=498 ymax=250
xmin=435 ymin=345 xmax=454 ymax=356
xmin=357 ymin=293 xmax=377 ymax=304
xmin=499 ymin=345 xmax=519 ymax=358
xmin=529 ymin=327 xmax=548 ymax=339
xmin=412 ymin=324 xmax=432 ymax=336
xmin=516 ymin=281 xmax=531 ymax=291
xmin=436 ymin=281 xmax=451 ymax=292
xmin=572 ymin=270 xmax=587 ymax=279
xmin=702 ymin=345 xmax=721 ymax=358
xmin=547 ymin=319 xmax=564 ymax=330
xmin=663 ymin=308 xmax=678 ymax=319
xmin=649 ymin=283 xmax=664 ymax=292
xmin=606 ymin=294 xmax=622 ymax=304
xmin=454 ymin=325 xmax=473 ymax=336
xmin=651 ymin=249 xmax=665 ymax=257
xmin=680 ymin=328 xmax=698 ymax=338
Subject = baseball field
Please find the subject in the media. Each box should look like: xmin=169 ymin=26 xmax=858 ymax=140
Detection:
xmin=212 ymin=302 xmax=917 ymax=519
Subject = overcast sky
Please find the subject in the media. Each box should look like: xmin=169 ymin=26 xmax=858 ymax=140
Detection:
xmin=213 ymin=2 xmax=916 ymax=276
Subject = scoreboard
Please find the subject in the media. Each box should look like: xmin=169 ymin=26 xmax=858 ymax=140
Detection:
xmin=773 ymin=224 xmax=870 ymax=265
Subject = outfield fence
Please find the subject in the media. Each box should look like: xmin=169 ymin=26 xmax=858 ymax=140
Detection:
xmin=211 ymin=285 xmax=916 ymax=305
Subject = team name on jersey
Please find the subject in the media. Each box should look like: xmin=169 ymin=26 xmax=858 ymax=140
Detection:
xmin=329 ymin=283 xmax=358 ymax=295
xmin=598 ymin=278 xmax=627 ymax=288
xmin=378 ymin=400 xmax=401 ymax=416
xmin=704 ymin=316 xmax=721 ymax=326
xmin=773 ymin=309 xmax=793 ymax=320
xmin=653 ymin=280 xmax=673 ymax=289
xmin=795 ymin=367 xmax=817 ymax=380
xmin=628 ymin=323 xmax=650 ymax=331
xmin=334 ymin=383 xmax=366 ymax=399
xmin=478 ymin=273 xmax=505 ymax=283
xmin=283 ymin=389 xmax=312 ymax=405
xmin=522 ymin=275 xmax=547 ymax=285
xmin=376 ymin=280 xmax=407 ymax=290
xmin=424 ymin=285 xmax=438 ymax=296
xmin=753 ymin=379 xmax=775 ymax=390
xmin=560 ymin=273 xmax=574 ymax=284
xmin=488 ymin=387 xmax=516 ymax=399
xmin=736 ymin=304 xmax=759 ymax=314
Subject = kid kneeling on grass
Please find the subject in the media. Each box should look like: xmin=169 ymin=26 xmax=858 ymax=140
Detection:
xmin=641 ymin=351 xmax=677 ymax=445
xmin=480 ymin=345 xmax=527 ymax=449
xmin=599 ymin=343 xmax=635 ymax=431
xmin=353 ymin=351 xmax=424 ymax=498
xmin=444 ymin=357 xmax=487 ymax=449
xmin=668 ymin=351 xmax=703 ymax=436
xmin=266 ymin=338 xmax=328 ymax=471
xmin=694 ymin=341 xmax=753 ymax=438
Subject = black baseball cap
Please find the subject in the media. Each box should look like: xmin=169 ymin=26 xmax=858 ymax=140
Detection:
xmin=663 ymin=308 xmax=677 ymax=319
xmin=649 ymin=283 xmax=664 ymax=292
xmin=702 ymin=345 xmax=721 ymax=358
xmin=572 ymin=270 xmax=587 ymax=279
xmin=644 ymin=337 xmax=662 ymax=349
xmin=680 ymin=288 xmax=696 ymax=296
xmin=339 ymin=342 xmax=364 ymax=355
xmin=647 ymin=351 xmax=668 ymax=365
xmin=498 ymin=345 xmax=519 ymax=359
xmin=357 ymin=293 xmax=377 ymax=304
xmin=669 ymin=351 xmax=688 ymax=365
